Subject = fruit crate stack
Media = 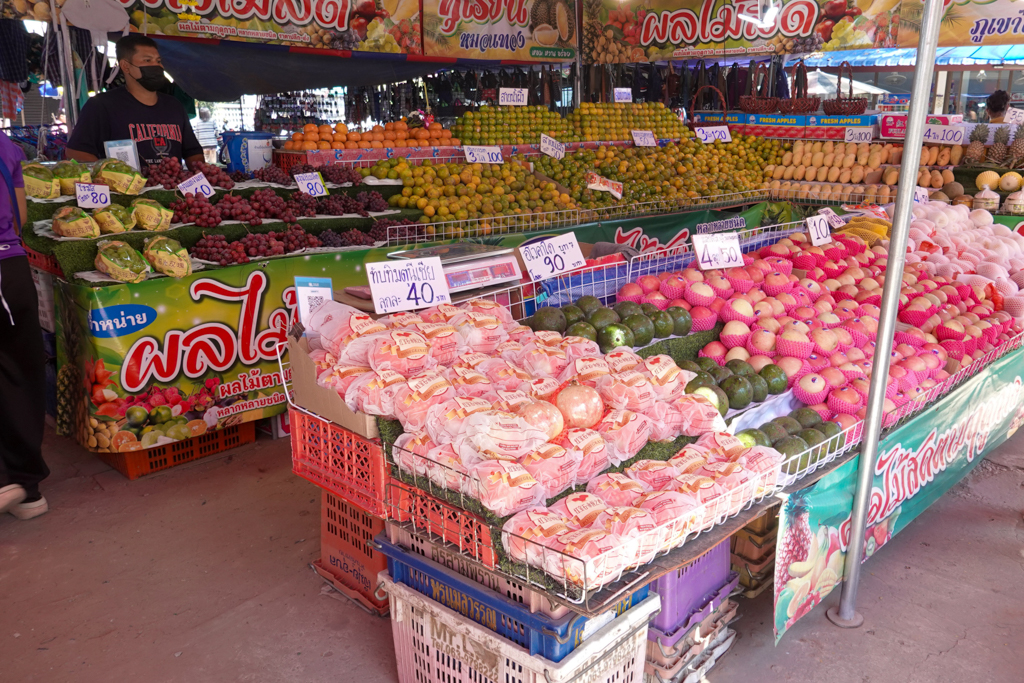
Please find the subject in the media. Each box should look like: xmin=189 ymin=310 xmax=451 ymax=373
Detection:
xmin=730 ymin=504 xmax=780 ymax=599
xmin=642 ymin=540 xmax=741 ymax=683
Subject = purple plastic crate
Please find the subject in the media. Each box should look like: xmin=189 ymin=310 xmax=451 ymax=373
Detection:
xmin=649 ymin=539 xmax=731 ymax=634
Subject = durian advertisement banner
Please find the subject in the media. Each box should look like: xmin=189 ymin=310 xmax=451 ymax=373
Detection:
xmin=580 ymin=0 xmax=899 ymax=64
xmin=773 ymin=343 xmax=1024 ymax=642
xmin=897 ymin=0 xmax=1023 ymax=47
xmin=420 ymin=0 xmax=577 ymax=61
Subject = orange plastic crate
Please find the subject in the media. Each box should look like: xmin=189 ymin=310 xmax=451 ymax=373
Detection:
xmin=315 ymin=491 xmax=389 ymax=615
xmin=289 ymin=408 xmax=388 ymax=517
xmin=25 ymin=246 xmax=63 ymax=278
xmin=387 ymin=479 xmax=497 ymax=569
xmin=95 ymin=421 xmax=256 ymax=480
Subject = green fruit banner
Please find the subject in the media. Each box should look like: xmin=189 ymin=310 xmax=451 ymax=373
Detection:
xmin=774 ymin=340 xmax=1024 ymax=641
xmin=580 ymin=0 xmax=898 ymax=64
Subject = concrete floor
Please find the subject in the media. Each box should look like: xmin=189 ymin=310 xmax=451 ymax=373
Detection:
xmin=2 ymin=427 xmax=1022 ymax=683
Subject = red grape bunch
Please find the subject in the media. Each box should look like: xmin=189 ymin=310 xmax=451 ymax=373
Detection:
xmin=319 ymin=228 xmax=374 ymax=247
xmin=286 ymin=191 xmax=319 ymax=218
xmin=318 ymin=193 xmax=368 ymax=217
xmin=229 ymin=170 xmax=252 ymax=182
xmin=281 ymin=223 xmax=321 ymax=251
xmin=289 ymin=163 xmax=317 ymax=177
xmin=192 ymin=162 xmax=235 ymax=189
xmin=319 ymin=164 xmax=362 ymax=185
xmin=356 ymin=191 xmax=389 ymax=213
xmin=170 ymin=193 xmax=223 ymax=228
xmin=240 ymin=231 xmax=286 ymax=257
xmin=192 ymin=234 xmax=250 ymax=266
xmin=253 ymin=165 xmax=292 ymax=185
xmin=249 ymin=188 xmax=295 ymax=222
xmin=145 ymin=157 xmax=190 ymax=189
xmin=217 ymin=194 xmax=261 ymax=225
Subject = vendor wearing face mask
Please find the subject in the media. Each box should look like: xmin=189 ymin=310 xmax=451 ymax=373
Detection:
xmin=66 ymin=35 xmax=203 ymax=169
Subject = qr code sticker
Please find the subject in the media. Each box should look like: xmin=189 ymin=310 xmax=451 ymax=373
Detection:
xmin=307 ymin=295 xmax=325 ymax=312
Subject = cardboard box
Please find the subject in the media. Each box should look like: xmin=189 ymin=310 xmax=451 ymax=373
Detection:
xmin=31 ymin=267 xmax=55 ymax=333
xmin=287 ymin=332 xmax=379 ymax=439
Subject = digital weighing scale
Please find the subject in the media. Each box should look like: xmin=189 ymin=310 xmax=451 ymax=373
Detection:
xmin=387 ymin=244 xmax=523 ymax=293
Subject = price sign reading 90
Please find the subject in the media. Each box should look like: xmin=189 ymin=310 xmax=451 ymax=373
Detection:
xmin=294 ymin=172 xmax=328 ymax=197
xmin=366 ymin=257 xmax=450 ymax=314
xmin=691 ymin=232 xmax=743 ymax=270
xmin=519 ymin=232 xmax=586 ymax=282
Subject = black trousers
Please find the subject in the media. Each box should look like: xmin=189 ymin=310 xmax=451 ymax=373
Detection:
xmin=0 ymin=256 xmax=48 ymax=498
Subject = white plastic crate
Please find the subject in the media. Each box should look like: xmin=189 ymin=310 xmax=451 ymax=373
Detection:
xmin=379 ymin=571 xmax=661 ymax=683
xmin=643 ymin=626 xmax=736 ymax=683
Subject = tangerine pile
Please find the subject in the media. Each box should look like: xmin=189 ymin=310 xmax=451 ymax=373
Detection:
xmin=570 ymin=102 xmax=689 ymax=143
xmin=283 ymin=120 xmax=460 ymax=151
xmin=452 ymin=105 xmax=579 ymax=145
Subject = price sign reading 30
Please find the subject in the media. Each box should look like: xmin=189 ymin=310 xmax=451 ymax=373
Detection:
xmin=691 ymin=232 xmax=743 ymax=270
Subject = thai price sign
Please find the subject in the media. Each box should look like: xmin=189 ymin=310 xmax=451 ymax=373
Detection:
xmin=914 ymin=186 xmax=931 ymax=204
xmin=294 ymin=172 xmax=328 ymax=197
xmin=805 ymin=214 xmax=832 ymax=246
xmin=816 ymin=207 xmax=845 ymax=230
xmin=631 ymin=130 xmax=657 ymax=147
xmin=464 ymin=146 xmax=504 ymax=164
xmin=365 ymin=257 xmax=450 ymax=314
xmin=1005 ymin=108 xmax=1024 ymax=126
xmin=519 ymin=232 xmax=586 ymax=281
xmin=540 ymin=134 xmax=565 ymax=159
xmin=75 ymin=183 xmax=111 ymax=209
xmin=692 ymin=231 xmax=742 ymax=269
xmin=694 ymin=126 xmax=732 ymax=144
xmin=177 ymin=172 xmax=214 ymax=198
xmin=422 ymin=0 xmax=577 ymax=61
xmin=921 ymin=124 xmax=965 ymax=146
xmin=614 ymin=88 xmax=633 ymax=102
xmin=844 ymin=127 xmax=874 ymax=143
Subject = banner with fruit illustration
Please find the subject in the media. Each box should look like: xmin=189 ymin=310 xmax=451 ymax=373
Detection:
xmin=579 ymin=0 xmax=898 ymax=64
xmin=774 ymin=345 xmax=1024 ymax=641
xmin=897 ymin=0 xmax=1023 ymax=47
xmin=420 ymin=0 xmax=577 ymax=60
xmin=2 ymin=0 xmax=421 ymax=55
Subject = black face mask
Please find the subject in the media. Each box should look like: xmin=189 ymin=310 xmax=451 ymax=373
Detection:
xmin=130 ymin=64 xmax=169 ymax=92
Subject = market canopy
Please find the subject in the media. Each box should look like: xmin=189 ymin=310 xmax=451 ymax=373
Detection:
xmin=804 ymin=70 xmax=890 ymax=96
xmin=805 ymin=46 xmax=1024 ymax=68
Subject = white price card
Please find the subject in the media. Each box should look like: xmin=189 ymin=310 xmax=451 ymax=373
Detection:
xmin=366 ymin=257 xmax=450 ymax=314
xmin=540 ymin=134 xmax=564 ymax=160
xmin=585 ymin=172 xmax=623 ymax=199
xmin=177 ymin=172 xmax=215 ymax=198
xmin=817 ymin=207 xmax=846 ymax=230
xmin=692 ymin=232 xmax=742 ymax=270
xmin=614 ymin=88 xmax=632 ymax=103
xmin=1005 ymin=108 xmax=1024 ymax=126
xmin=694 ymin=126 xmax=732 ymax=144
xmin=914 ymin=186 xmax=931 ymax=204
xmin=631 ymin=130 xmax=656 ymax=147
xmin=75 ymin=182 xmax=110 ymax=209
xmin=805 ymin=215 xmax=833 ymax=247
xmin=844 ymin=127 xmax=874 ymax=143
xmin=464 ymin=145 xmax=504 ymax=164
xmin=499 ymin=88 xmax=529 ymax=106
xmin=921 ymin=124 xmax=965 ymax=146
xmin=519 ymin=232 xmax=587 ymax=282
xmin=294 ymin=276 xmax=333 ymax=326
xmin=294 ymin=172 xmax=328 ymax=197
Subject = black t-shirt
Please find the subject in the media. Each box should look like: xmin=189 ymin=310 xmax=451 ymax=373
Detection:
xmin=67 ymin=88 xmax=203 ymax=168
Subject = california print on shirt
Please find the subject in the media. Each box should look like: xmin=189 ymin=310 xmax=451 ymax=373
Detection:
xmin=129 ymin=122 xmax=182 ymax=159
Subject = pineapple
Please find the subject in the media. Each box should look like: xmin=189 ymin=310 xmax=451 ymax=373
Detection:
xmin=963 ymin=123 xmax=988 ymax=165
xmin=778 ymin=491 xmax=814 ymax=581
xmin=1007 ymin=122 xmax=1024 ymax=169
xmin=54 ymin=282 xmax=86 ymax=441
xmin=987 ymin=125 xmax=1010 ymax=166
xmin=581 ymin=0 xmax=603 ymax=62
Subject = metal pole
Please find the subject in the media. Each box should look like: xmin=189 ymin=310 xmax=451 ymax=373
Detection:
xmin=825 ymin=0 xmax=945 ymax=629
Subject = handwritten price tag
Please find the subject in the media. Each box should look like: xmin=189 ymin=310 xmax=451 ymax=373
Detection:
xmin=519 ymin=232 xmax=587 ymax=282
xmin=694 ymin=126 xmax=732 ymax=144
xmin=921 ymin=124 xmax=965 ymax=146
xmin=805 ymin=215 xmax=832 ymax=247
xmin=540 ymin=134 xmax=564 ymax=160
xmin=366 ymin=257 xmax=450 ymax=314
xmin=914 ymin=186 xmax=931 ymax=204
xmin=692 ymin=232 xmax=742 ymax=270
xmin=294 ymin=172 xmax=328 ymax=197
xmin=464 ymin=146 xmax=504 ymax=164
xmin=177 ymin=172 xmax=214 ymax=198
xmin=75 ymin=182 xmax=110 ymax=209
xmin=499 ymin=88 xmax=528 ymax=106
xmin=614 ymin=88 xmax=632 ymax=103
xmin=1005 ymin=108 xmax=1024 ymax=126
xmin=845 ymin=127 xmax=874 ymax=143
xmin=585 ymin=172 xmax=623 ymax=200
xmin=817 ymin=207 xmax=846 ymax=230
xmin=631 ymin=130 xmax=656 ymax=147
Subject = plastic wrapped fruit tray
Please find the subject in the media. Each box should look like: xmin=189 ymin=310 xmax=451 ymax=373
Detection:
xmin=379 ymin=570 xmax=661 ymax=683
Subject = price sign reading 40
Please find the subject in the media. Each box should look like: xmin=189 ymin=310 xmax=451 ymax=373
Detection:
xmin=921 ymin=124 xmax=965 ymax=146
xmin=294 ymin=172 xmax=328 ymax=197
xmin=805 ymin=215 xmax=832 ymax=247
xmin=75 ymin=182 xmax=110 ymax=209
xmin=691 ymin=232 xmax=742 ymax=270
xmin=366 ymin=257 xmax=450 ymax=314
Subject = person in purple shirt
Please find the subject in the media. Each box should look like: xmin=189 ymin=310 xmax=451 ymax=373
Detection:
xmin=0 ymin=131 xmax=49 ymax=520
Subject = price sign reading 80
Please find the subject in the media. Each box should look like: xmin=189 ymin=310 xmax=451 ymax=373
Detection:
xmin=691 ymin=232 xmax=742 ymax=270
xmin=75 ymin=182 xmax=110 ymax=209
xmin=294 ymin=172 xmax=328 ymax=197
xmin=805 ymin=215 xmax=832 ymax=246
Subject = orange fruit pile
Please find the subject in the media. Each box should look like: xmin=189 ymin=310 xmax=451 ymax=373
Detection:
xmin=283 ymin=120 xmax=461 ymax=151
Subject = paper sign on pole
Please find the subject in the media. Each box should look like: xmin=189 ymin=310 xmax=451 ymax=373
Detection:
xmin=540 ymin=134 xmax=565 ymax=160
xmin=519 ymin=232 xmax=586 ymax=281
xmin=805 ymin=215 xmax=833 ymax=246
xmin=365 ymin=257 xmax=450 ymax=314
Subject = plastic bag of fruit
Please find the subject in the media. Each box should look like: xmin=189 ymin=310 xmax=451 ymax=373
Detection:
xmin=52 ymin=206 xmax=100 ymax=238
xmin=52 ymin=160 xmax=91 ymax=195
xmin=143 ymin=235 xmax=192 ymax=277
xmin=93 ymin=159 xmax=146 ymax=195
xmin=92 ymin=204 xmax=136 ymax=233
xmin=21 ymin=162 xmax=60 ymax=198
xmin=95 ymin=240 xmax=151 ymax=283
xmin=131 ymin=197 xmax=173 ymax=231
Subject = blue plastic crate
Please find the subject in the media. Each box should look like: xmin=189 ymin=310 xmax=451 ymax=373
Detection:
xmin=374 ymin=535 xmax=649 ymax=662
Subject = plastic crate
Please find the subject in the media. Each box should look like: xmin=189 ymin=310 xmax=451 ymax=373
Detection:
xmin=386 ymin=521 xmax=571 ymax=618
xmin=375 ymin=534 xmax=649 ymax=662
xmin=644 ymin=602 xmax=737 ymax=679
xmin=646 ymin=597 xmax=737 ymax=667
xmin=734 ymin=558 xmax=774 ymax=589
xmin=645 ymin=574 xmax=739 ymax=660
xmin=730 ymin=525 xmax=778 ymax=562
xmin=643 ymin=626 xmax=737 ymax=683
xmin=743 ymin=503 xmax=780 ymax=535
xmin=380 ymin=570 xmax=660 ymax=683
xmin=25 ymin=246 xmax=63 ymax=278
xmin=649 ymin=540 xmax=732 ymax=634
xmin=386 ymin=478 xmax=497 ymax=568
xmin=289 ymin=407 xmax=388 ymax=517
xmin=96 ymin=421 xmax=255 ymax=479
xmin=315 ymin=491 xmax=389 ymax=615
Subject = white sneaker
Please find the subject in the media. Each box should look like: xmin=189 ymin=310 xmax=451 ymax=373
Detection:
xmin=10 ymin=496 xmax=48 ymax=520
xmin=0 ymin=484 xmax=26 ymax=515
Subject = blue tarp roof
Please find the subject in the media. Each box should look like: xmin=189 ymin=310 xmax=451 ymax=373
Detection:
xmin=804 ymin=46 xmax=1024 ymax=68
